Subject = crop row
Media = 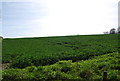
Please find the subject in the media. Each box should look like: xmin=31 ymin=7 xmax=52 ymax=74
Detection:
xmin=2 ymin=52 xmax=120 ymax=81
xmin=2 ymin=34 xmax=119 ymax=68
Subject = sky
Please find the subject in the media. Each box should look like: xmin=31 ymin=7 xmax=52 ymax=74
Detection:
xmin=0 ymin=0 xmax=119 ymax=38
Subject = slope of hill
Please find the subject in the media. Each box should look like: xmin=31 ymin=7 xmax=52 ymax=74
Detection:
xmin=0 ymin=37 xmax=2 ymax=81
xmin=2 ymin=34 xmax=119 ymax=68
xmin=2 ymin=34 xmax=120 ymax=80
xmin=2 ymin=52 xmax=120 ymax=80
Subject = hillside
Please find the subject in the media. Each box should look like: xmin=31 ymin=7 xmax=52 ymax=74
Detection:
xmin=2 ymin=52 xmax=120 ymax=81
xmin=3 ymin=34 xmax=119 ymax=68
xmin=2 ymin=34 xmax=120 ymax=80
xmin=0 ymin=37 xmax=2 ymax=81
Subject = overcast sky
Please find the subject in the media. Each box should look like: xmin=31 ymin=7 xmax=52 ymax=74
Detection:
xmin=0 ymin=0 xmax=119 ymax=38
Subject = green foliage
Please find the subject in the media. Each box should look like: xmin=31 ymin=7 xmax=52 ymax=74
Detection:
xmin=2 ymin=34 xmax=119 ymax=68
xmin=2 ymin=52 xmax=120 ymax=81
xmin=0 ymin=38 xmax=2 ymax=81
xmin=2 ymin=34 xmax=119 ymax=80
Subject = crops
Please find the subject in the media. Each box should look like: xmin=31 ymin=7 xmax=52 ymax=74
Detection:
xmin=0 ymin=38 xmax=2 ymax=80
xmin=2 ymin=34 xmax=119 ymax=68
xmin=2 ymin=34 xmax=120 ymax=80
xmin=2 ymin=52 xmax=120 ymax=80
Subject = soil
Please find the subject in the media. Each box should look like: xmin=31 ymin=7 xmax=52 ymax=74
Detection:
xmin=0 ymin=63 xmax=10 ymax=70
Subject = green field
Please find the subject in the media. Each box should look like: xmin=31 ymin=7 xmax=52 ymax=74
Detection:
xmin=0 ymin=37 xmax=2 ymax=81
xmin=2 ymin=34 xmax=120 ymax=80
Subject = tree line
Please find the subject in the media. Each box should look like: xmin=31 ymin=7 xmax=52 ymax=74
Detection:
xmin=103 ymin=27 xmax=120 ymax=34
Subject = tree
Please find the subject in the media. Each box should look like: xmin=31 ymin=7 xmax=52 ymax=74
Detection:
xmin=110 ymin=28 xmax=116 ymax=34
xmin=103 ymin=31 xmax=108 ymax=34
xmin=117 ymin=27 xmax=120 ymax=33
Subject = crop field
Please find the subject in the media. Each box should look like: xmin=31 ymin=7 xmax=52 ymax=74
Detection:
xmin=0 ymin=37 xmax=2 ymax=57
xmin=2 ymin=34 xmax=120 ymax=80
xmin=0 ymin=37 xmax=2 ymax=81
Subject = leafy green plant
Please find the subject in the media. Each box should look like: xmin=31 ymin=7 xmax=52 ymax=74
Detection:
xmin=2 ymin=52 xmax=120 ymax=80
